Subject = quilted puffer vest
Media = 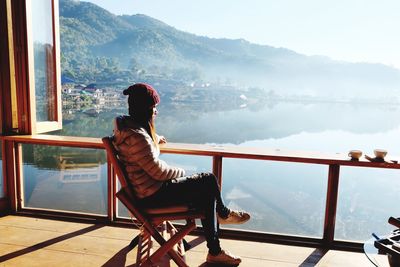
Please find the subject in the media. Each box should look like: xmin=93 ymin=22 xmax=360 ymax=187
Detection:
xmin=112 ymin=116 xmax=185 ymax=198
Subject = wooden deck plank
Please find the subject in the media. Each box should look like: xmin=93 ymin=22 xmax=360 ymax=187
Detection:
xmin=221 ymin=237 xmax=315 ymax=262
xmin=0 ymin=215 xmax=378 ymax=267
xmin=0 ymin=215 xmax=91 ymax=232
xmin=315 ymin=250 xmax=377 ymax=267
xmin=0 ymin=247 xmax=117 ymax=267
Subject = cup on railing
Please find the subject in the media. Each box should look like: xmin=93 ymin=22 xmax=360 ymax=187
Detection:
xmin=348 ymin=150 xmax=362 ymax=161
xmin=374 ymin=149 xmax=387 ymax=159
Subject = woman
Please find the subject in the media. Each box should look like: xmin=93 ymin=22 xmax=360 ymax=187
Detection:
xmin=112 ymin=83 xmax=250 ymax=265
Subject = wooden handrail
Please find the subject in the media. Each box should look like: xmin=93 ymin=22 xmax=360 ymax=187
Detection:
xmin=2 ymin=135 xmax=103 ymax=149
xmin=3 ymin=134 xmax=400 ymax=169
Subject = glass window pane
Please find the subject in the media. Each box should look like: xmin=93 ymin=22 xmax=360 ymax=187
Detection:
xmin=32 ymin=0 xmax=56 ymax=122
xmin=0 ymin=142 xmax=3 ymax=198
xmin=117 ymin=154 xmax=211 ymax=218
xmin=335 ymin=167 xmax=400 ymax=242
xmin=222 ymin=159 xmax=328 ymax=237
xmin=21 ymin=144 xmax=107 ymax=215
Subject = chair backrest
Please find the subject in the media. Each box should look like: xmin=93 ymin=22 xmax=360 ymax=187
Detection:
xmin=102 ymin=136 xmax=152 ymax=222
xmin=102 ymin=136 xmax=130 ymax=189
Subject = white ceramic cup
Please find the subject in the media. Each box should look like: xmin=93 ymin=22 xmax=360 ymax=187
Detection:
xmin=348 ymin=150 xmax=362 ymax=160
xmin=374 ymin=149 xmax=387 ymax=159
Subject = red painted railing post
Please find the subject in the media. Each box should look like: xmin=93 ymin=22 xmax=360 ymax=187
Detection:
xmin=323 ymin=164 xmax=340 ymax=246
xmin=212 ymin=156 xmax=223 ymax=188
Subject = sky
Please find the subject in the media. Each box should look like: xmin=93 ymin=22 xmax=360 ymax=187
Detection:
xmin=85 ymin=0 xmax=400 ymax=69
xmin=31 ymin=1 xmax=54 ymax=44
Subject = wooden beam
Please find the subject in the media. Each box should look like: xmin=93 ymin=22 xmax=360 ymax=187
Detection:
xmin=212 ymin=156 xmax=223 ymax=188
xmin=323 ymin=164 xmax=340 ymax=246
xmin=4 ymin=135 xmax=103 ymax=149
xmin=3 ymin=140 xmax=16 ymax=212
xmin=4 ymin=135 xmax=400 ymax=169
xmin=1 ymin=140 xmax=6 ymax=209
xmin=14 ymin=143 xmax=22 ymax=210
xmin=107 ymin=155 xmax=114 ymax=221
xmin=0 ymin=0 xmax=16 ymax=134
xmin=0 ymin=198 xmax=9 ymax=213
xmin=11 ymin=0 xmax=31 ymax=134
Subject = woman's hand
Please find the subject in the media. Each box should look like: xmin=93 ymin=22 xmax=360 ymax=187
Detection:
xmin=158 ymin=135 xmax=167 ymax=144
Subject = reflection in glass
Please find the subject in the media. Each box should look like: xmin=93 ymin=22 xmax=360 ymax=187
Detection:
xmin=117 ymin=154 xmax=211 ymax=218
xmin=222 ymin=159 xmax=327 ymax=237
xmin=21 ymin=144 xmax=107 ymax=215
xmin=32 ymin=0 xmax=56 ymax=122
xmin=0 ymin=142 xmax=3 ymax=198
xmin=336 ymin=167 xmax=400 ymax=242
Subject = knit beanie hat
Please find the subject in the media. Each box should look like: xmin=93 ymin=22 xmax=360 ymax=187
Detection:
xmin=123 ymin=83 xmax=160 ymax=115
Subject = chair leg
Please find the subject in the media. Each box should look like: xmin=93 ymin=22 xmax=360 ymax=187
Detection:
xmin=165 ymin=221 xmax=191 ymax=251
xmin=145 ymin=221 xmax=196 ymax=267
xmin=137 ymin=232 xmax=153 ymax=266
xmin=129 ymin=234 xmax=140 ymax=248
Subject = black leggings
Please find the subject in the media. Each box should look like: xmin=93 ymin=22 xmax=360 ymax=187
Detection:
xmin=138 ymin=172 xmax=230 ymax=255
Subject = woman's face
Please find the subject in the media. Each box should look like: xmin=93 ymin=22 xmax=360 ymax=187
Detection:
xmin=151 ymin=105 xmax=158 ymax=120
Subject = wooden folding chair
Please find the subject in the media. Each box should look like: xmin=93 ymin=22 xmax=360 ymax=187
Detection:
xmin=102 ymin=136 xmax=205 ymax=267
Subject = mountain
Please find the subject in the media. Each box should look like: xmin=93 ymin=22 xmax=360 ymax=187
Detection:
xmin=59 ymin=0 xmax=400 ymax=97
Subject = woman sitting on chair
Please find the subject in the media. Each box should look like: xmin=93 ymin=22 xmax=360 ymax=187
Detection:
xmin=112 ymin=83 xmax=250 ymax=265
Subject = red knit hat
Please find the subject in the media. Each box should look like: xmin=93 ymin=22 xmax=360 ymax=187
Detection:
xmin=123 ymin=83 xmax=160 ymax=112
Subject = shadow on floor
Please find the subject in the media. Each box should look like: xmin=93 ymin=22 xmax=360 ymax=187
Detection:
xmin=198 ymin=263 xmax=239 ymax=267
xmin=299 ymin=248 xmax=329 ymax=267
xmin=187 ymin=236 xmax=206 ymax=250
xmin=101 ymin=245 xmax=135 ymax=267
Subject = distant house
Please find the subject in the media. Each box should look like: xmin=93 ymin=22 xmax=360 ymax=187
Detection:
xmin=74 ymin=84 xmax=86 ymax=90
xmin=62 ymin=87 xmax=72 ymax=94
xmin=93 ymin=89 xmax=105 ymax=104
xmin=84 ymin=83 xmax=98 ymax=93
xmin=62 ymin=87 xmax=81 ymax=95
xmin=92 ymin=89 xmax=103 ymax=98
xmin=104 ymin=92 xmax=120 ymax=102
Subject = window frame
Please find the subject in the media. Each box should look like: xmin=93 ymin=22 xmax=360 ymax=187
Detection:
xmin=24 ymin=0 xmax=62 ymax=134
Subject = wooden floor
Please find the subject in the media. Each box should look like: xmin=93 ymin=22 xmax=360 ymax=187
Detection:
xmin=0 ymin=215 xmax=383 ymax=266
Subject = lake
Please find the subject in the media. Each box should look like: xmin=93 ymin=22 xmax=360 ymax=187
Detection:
xmin=19 ymin=98 xmax=400 ymax=242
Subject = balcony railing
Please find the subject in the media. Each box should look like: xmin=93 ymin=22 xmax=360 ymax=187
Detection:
xmin=1 ymin=134 xmax=400 ymax=251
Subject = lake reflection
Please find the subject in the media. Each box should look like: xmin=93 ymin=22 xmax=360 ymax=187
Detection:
xmin=31 ymin=100 xmax=398 ymax=240
xmin=58 ymin=100 xmax=400 ymax=151
xmin=158 ymin=101 xmax=400 ymax=148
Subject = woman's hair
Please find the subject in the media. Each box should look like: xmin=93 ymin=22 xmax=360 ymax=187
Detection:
xmin=131 ymin=102 xmax=158 ymax=147
xmin=148 ymin=114 xmax=159 ymax=149
xmin=124 ymin=83 xmax=160 ymax=146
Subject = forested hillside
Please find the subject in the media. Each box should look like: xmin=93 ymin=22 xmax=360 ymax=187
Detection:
xmin=59 ymin=0 xmax=400 ymax=97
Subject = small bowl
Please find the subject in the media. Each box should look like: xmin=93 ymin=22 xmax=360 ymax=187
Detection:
xmin=374 ymin=149 xmax=388 ymax=159
xmin=348 ymin=150 xmax=362 ymax=160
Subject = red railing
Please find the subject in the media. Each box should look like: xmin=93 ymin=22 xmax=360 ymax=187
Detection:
xmin=1 ymin=134 xmax=400 ymax=250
